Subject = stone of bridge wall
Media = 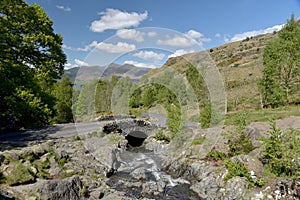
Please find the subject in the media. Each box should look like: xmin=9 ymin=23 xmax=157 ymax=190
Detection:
xmin=96 ymin=114 xmax=136 ymax=121
xmin=102 ymin=119 xmax=158 ymax=137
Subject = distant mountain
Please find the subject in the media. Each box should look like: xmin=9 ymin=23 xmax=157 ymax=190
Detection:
xmin=62 ymin=63 xmax=151 ymax=82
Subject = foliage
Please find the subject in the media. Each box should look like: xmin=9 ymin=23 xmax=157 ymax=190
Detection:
xmin=0 ymin=0 xmax=66 ymax=129
xmin=206 ymin=150 xmax=227 ymax=161
xmin=73 ymin=135 xmax=81 ymax=141
xmin=58 ymin=157 xmax=70 ymax=169
xmin=259 ymin=14 xmax=300 ymax=107
xmin=227 ymin=112 xmax=254 ymax=157
xmin=52 ymin=77 xmax=73 ymax=123
xmin=154 ymin=130 xmax=170 ymax=143
xmin=74 ymin=79 xmax=98 ymax=119
xmin=5 ymin=161 xmax=35 ymax=186
xmin=186 ymin=64 xmax=211 ymax=128
xmin=191 ymin=137 xmax=205 ymax=145
xmin=200 ymin=102 xmax=212 ymax=128
xmin=224 ymin=159 xmax=250 ymax=182
xmin=261 ymin=121 xmax=300 ymax=177
xmin=80 ymin=185 xmax=88 ymax=197
xmin=224 ymin=159 xmax=264 ymax=187
xmin=0 ymin=172 xmax=6 ymax=183
xmin=33 ymin=159 xmax=51 ymax=179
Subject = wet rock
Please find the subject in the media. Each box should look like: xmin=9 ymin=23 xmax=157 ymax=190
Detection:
xmin=130 ymin=167 xmax=147 ymax=180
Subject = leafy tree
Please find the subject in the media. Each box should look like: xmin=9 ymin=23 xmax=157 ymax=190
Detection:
xmin=0 ymin=0 xmax=66 ymax=129
xmin=52 ymin=77 xmax=73 ymax=123
xmin=259 ymin=14 xmax=300 ymax=107
xmin=74 ymin=79 xmax=98 ymax=120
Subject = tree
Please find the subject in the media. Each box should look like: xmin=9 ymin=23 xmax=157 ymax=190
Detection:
xmin=0 ymin=0 xmax=66 ymax=129
xmin=259 ymin=14 xmax=300 ymax=107
xmin=52 ymin=77 xmax=73 ymax=123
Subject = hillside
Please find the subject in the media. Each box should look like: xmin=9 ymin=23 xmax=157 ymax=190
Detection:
xmin=63 ymin=63 xmax=152 ymax=83
xmin=144 ymin=32 xmax=278 ymax=112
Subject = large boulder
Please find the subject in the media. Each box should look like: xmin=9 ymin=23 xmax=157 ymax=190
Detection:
xmin=35 ymin=175 xmax=83 ymax=200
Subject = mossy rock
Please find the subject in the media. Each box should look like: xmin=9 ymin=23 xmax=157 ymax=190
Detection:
xmin=4 ymin=161 xmax=35 ymax=186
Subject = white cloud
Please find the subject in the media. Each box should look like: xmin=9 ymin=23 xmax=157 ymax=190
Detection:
xmin=64 ymin=63 xmax=75 ymax=69
xmin=124 ymin=60 xmax=157 ymax=68
xmin=147 ymin=31 xmax=157 ymax=37
xmin=97 ymin=42 xmax=136 ymax=53
xmin=215 ymin=33 xmax=221 ymax=38
xmin=168 ymin=49 xmax=195 ymax=58
xmin=157 ymin=36 xmax=197 ymax=47
xmin=56 ymin=5 xmax=71 ymax=12
xmin=230 ymin=24 xmax=284 ymax=42
xmin=75 ymin=59 xmax=89 ymax=66
xmin=90 ymin=8 xmax=148 ymax=32
xmin=157 ymin=30 xmax=211 ymax=47
xmin=116 ymin=29 xmax=144 ymax=42
xmin=64 ymin=59 xmax=89 ymax=69
xmin=133 ymin=51 xmax=165 ymax=61
xmin=62 ymin=41 xmax=98 ymax=52
xmin=186 ymin=30 xmax=203 ymax=39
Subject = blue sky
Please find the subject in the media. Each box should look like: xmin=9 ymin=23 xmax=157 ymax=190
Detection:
xmin=25 ymin=0 xmax=300 ymax=69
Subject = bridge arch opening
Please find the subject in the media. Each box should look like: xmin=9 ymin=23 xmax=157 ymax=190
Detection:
xmin=125 ymin=131 xmax=148 ymax=147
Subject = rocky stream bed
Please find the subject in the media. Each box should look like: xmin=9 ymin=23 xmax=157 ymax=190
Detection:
xmin=0 ymin=116 xmax=300 ymax=199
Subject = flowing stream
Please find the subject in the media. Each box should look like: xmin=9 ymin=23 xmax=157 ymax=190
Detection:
xmin=106 ymin=146 xmax=200 ymax=200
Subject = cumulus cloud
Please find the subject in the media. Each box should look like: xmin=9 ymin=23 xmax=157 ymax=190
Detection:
xmin=215 ymin=33 xmax=221 ymax=38
xmin=63 ymin=41 xmax=136 ymax=53
xmin=56 ymin=5 xmax=71 ymax=12
xmin=157 ymin=30 xmax=211 ymax=47
xmin=186 ymin=30 xmax=203 ymax=38
xmin=90 ymin=8 xmax=148 ymax=32
xmin=133 ymin=50 xmax=165 ymax=61
xmin=63 ymin=41 xmax=98 ymax=52
xmin=64 ymin=59 xmax=89 ymax=69
xmin=230 ymin=24 xmax=284 ymax=42
xmin=147 ymin=31 xmax=157 ymax=37
xmin=97 ymin=42 xmax=136 ymax=53
xmin=157 ymin=36 xmax=196 ymax=47
xmin=116 ymin=29 xmax=144 ymax=42
xmin=168 ymin=49 xmax=195 ymax=58
xmin=75 ymin=59 xmax=89 ymax=66
xmin=124 ymin=60 xmax=157 ymax=68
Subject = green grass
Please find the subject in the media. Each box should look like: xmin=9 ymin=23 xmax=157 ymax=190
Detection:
xmin=225 ymin=105 xmax=300 ymax=125
xmin=154 ymin=130 xmax=170 ymax=143
xmin=5 ymin=161 xmax=35 ymax=186
xmin=191 ymin=137 xmax=205 ymax=145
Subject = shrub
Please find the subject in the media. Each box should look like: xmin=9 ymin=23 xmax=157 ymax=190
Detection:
xmin=261 ymin=121 xmax=300 ymax=177
xmin=224 ymin=159 xmax=250 ymax=182
xmin=206 ymin=150 xmax=227 ymax=161
xmin=154 ymin=130 xmax=170 ymax=143
xmin=73 ymin=135 xmax=81 ymax=141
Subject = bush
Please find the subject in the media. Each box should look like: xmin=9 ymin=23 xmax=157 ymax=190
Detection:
xmin=228 ymin=112 xmax=254 ymax=157
xmin=261 ymin=121 xmax=300 ymax=177
xmin=206 ymin=150 xmax=227 ymax=161
xmin=73 ymin=135 xmax=81 ymax=141
xmin=154 ymin=130 xmax=170 ymax=143
xmin=224 ymin=159 xmax=250 ymax=182
xmin=224 ymin=159 xmax=264 ymax=187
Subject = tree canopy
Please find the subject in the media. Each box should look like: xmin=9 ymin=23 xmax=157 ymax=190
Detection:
xmin=259 ymin=14 xmax=300 ymax=107
xmin=0 ymin=0 xmax=66 ymax=130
